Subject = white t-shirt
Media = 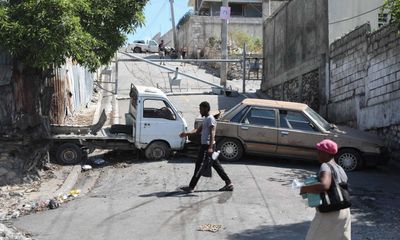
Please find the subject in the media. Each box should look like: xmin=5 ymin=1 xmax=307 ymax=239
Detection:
xmin=201 ymin=115 xmax=217 ymax=145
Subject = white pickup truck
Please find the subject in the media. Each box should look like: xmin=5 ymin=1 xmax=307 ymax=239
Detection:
xmin=127 ymin=40 xmax=159 ymax=53
xmin=50 ymin=84 xmax=187 ymax=164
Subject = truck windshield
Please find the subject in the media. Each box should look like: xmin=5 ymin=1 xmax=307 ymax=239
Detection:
xmin=305 ymin=107 xmax=330 ymax=131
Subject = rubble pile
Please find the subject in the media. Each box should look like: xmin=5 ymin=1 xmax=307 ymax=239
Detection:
xmin=0 ymin=165 xmax=80 ymax=222
xmin=0 ymin=223 xmax=32 ymax=240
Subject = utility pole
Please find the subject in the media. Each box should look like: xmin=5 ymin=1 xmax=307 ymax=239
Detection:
xmin=220 ymin=0 xmax=229 ymax=87
xmin=169 ymin=0 xmax=178 ymax=50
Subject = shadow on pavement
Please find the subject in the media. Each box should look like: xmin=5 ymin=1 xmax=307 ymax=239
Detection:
xmin=227 ymin=221 xmax=310 ymax=240
xmin=139 ymin=191 xmax=198 ymax=198
xmin=139 ymin=190 xmax=233 ymax=203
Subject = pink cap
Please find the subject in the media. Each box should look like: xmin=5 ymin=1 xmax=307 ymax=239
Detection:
xmin=316 ymin=139 xmax=338 ymax=155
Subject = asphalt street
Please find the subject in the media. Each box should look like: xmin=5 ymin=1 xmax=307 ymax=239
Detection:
xmin=13 ymin=53 xmax=400 ymax=240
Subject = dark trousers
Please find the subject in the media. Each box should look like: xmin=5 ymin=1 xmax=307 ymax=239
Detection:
xmin=189 ymin=145 xmax=231 ymax=188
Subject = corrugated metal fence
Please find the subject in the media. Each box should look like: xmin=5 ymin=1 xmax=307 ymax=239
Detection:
xmin=49 ymin=59 xmax=95 ymax=123
xmin=0 ymin=50 xmax=95 ymax=125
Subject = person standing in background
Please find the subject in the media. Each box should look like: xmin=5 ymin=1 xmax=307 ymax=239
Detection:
xmin=159 ymin=40 xmax=166 ymax=65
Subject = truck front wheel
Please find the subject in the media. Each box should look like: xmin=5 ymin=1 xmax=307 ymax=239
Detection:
xmin=133 ymin=47 xmax=142 ymax=53
xmin=145 ymin=141 xmax=170 ymax=161
xmin=56 ymin=143 xmax=83 ymax=165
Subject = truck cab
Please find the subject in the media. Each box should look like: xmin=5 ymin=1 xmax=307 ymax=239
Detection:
xmin=126 ymin=84 xmax=187 ymax=159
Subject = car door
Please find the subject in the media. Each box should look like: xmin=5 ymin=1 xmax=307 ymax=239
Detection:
xmin=276 ymin=110 xmax=328 ymax=159
xmin=149 ymin=40 xmax=158 ymax=53
xmin=238 ymin=107 xmax=278 ymax=154
xmin=139 ymin=98 xmax=182 ymax=148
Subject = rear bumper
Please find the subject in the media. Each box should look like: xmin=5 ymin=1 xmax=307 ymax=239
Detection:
xmin=362 ymin=148 xmax=390 ymax=166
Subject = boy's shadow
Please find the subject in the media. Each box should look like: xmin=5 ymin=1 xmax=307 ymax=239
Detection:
xmin=139 ymin=189 xmax=233 ymax=203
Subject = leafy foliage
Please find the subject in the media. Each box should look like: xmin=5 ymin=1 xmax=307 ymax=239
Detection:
xmin=230 ymin=31 xmax=262 ymax=53
xmin=384 ymin=0 xmax=400 ymax=28
xmin=0 ymin=0 xmax=147 ymax=71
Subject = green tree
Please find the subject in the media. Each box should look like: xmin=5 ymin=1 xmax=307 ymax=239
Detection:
xmin=230 ymin=31 xmax=262 ymax=53
xmin=384 ymin=0 xmax=400 ymax=28
xmin=0 ymin=0 xmax=147 ymax=71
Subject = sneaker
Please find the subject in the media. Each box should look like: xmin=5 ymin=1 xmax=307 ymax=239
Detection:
xmin=180 ymin=186 xmax=194 ymax=193
xmin=219 ymin=184 xmax=234 ymax=191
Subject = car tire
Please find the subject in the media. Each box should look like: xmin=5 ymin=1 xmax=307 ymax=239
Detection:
xmin=56 ymin=143 xmax=83 ymax=165
xmin=145 ymin=141 xmax=170 ymax=161
xmin=335 ymin=149 xmax=363 ymax=172
xmin=217 ymin=138 xmax=243 ymax=162
xmin=133 ymin=47 xmax=142 ymax=53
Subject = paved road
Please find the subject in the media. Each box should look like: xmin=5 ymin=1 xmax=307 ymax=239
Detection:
xmin=14 ymin=157 xmax=400 ymax=240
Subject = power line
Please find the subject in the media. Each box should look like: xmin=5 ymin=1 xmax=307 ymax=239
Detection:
xmin=329 ymin=5 xmax=384 ymax=25
xmin=136 ymin=0 xmax=168 ymax=40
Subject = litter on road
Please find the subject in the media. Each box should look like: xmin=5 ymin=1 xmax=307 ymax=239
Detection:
xmin=198 ymin=224 xmax=223 ymax=233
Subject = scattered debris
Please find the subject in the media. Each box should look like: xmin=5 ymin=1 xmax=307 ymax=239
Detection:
xmin=93 ymin=158 xmax=106 ymax=166
xmin=48 ymin=199 xmax=60 ymax=210
xmin=82 ymin=165 xmax=92 ymax=171
xmin=198 ymin=224 xmax=223 ymax=233
xmin=68 ymin=189 xmax=81 ymax=198
xmin=0 ymin=223 xmax=32 ymax=240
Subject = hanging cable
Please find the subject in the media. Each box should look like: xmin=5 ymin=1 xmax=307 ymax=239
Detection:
xmin=329 ymin=5 xmax=384 ymax=25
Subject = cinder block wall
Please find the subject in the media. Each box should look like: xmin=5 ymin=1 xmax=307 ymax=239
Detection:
xmin=261 ymin=0 xmax=329 ymax=114
xmin=328 ymin=23 xmax=400 ymax=162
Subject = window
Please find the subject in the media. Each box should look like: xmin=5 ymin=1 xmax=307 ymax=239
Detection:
xmin=143 ymin=99 xmax=176 ymax=120
xmin=230 ymin=3 xmax=243 ymax=16
xmin=279 ymin=110 xmax=318 ymax=132
xmin=378 ymin=13 xmax=389 ymax=28
xmin=244 ymin=3 xmax=262 ymax=17
xmin=242 ymin=108 xmax=276 ymax=127
xmin=231 ymin=106 xmax=249 ymax=123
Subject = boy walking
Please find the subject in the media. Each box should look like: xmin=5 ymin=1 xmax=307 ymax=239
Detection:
xmin=179 ymin=101 xmax=233 ymax=193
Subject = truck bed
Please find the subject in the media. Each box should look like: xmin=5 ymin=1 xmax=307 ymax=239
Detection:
xmin=51 ymin=127 xmax=135 ymax=142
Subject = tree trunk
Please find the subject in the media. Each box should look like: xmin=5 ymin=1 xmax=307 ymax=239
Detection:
xmin=0 ymin=60 xmax=51 ymax=186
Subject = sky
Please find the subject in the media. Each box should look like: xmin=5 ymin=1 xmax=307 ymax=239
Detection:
xmin=126 ymin=0 xmax=193 ymax=43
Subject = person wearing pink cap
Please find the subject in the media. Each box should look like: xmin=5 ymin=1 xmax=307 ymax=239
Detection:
xmin=300 ymin=139 xmax=351 ymax=240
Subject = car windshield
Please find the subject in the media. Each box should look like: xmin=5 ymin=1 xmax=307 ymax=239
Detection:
xmin=305 ymin=107 xmax=331 ymax=131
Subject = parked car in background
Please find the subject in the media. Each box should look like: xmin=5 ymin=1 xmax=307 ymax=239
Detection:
xmin=127 ymin=40 xmax=159 ymax=53
xmin=191 ymin=98 xmax=388 ymax=171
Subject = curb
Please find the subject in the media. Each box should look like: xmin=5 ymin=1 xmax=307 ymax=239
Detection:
xmin=53 ymin=165 xmax=81 ymax=198
xmin=52 ymin=76 xmax=106 ymax=198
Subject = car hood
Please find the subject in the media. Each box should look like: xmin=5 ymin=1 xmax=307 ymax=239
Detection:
xmin=332 ymin=125 xmax=384 ymax=146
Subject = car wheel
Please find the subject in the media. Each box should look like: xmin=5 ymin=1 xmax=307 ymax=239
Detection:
xmin=336 ymin=149 xmax=363 ymax=172
xmin=145 ymin=141 xmax=170 ymax=161
xmin=133 ymin=47 xmax=142 ymax=53
xmin=56 ymin=143 xmax=83 ymax=165
xmin=217 ymin=138 xmax=243 ymax=162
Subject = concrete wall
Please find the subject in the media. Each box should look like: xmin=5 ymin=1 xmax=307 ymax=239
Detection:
xmin=177 ymin=15 xmax=263 ymax=57
xmin=261 ymin=0 xmax=329 ymax=112
xmin=328 ymin=0 xmax=385 ymax=44
xmin=328 ymin=23 xmax=400 ymax=161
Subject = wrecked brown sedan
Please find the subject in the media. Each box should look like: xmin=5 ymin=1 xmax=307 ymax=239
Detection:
xmin=193 ymin=98 xmax=388 ymax=171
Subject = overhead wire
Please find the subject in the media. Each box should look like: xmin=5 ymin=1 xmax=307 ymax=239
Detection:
xmin=329 ymin=5 xmax=384 ymax=25
xmin=136 ymin=0 xmax=169 ymax=40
